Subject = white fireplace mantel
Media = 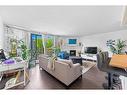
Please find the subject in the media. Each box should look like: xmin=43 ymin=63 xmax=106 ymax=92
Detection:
xmin=61 ymin=45 xmax=82 ymax=56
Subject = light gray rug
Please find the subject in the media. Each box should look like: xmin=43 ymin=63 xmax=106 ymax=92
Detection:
xmin=81 ymin=61 xmax=96 ymax=74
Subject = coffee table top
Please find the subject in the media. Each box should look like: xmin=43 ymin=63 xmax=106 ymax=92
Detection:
xmin=69 ymin=56 xmax=82 ymax=59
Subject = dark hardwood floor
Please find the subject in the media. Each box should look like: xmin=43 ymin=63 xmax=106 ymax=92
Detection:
xmin=0 ymin=64 xmax=107 ymax=89
xmin=24 ymin=64 xmax=106 ymax=89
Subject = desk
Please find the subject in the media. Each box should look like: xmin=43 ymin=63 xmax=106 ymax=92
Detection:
xmin=0 ymin=60 xmax=29 ymax=89
xmin=81 ymin=54 xmax=97 ymax=62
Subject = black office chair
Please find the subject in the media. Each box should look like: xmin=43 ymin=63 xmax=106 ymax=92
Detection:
xmin=0 ymin=49 xmax=6 ymax=61
xmin=97 ymin=52 xmax=127 ymax=89
xmin=97 ymin=52 xmax=113 ymax=89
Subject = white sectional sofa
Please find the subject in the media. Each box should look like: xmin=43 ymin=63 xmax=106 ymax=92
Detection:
xmin=38 ymin=54 xmax=82 ymax=86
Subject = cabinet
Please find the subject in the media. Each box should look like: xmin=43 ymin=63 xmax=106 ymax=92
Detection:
xmin=81 ymin=54 xmax=97 ymax=62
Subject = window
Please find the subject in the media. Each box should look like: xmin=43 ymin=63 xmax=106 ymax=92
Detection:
xmin=44 ymin=35 xmax=54 ymax=56
xmin=31 ymin=34 xmax=44 ymax=54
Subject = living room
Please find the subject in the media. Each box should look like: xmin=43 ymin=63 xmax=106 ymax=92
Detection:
xmin=0 ymin=5 xmax=127 ymax=91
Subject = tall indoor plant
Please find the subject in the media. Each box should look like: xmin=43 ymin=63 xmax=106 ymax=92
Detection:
xmin=52 ymin=46 xmax=61 ymax=56
xmin=9 ymin=38 xmax=17 ymax=57
xmin=18 ymin=40 xmax=28 ymax=60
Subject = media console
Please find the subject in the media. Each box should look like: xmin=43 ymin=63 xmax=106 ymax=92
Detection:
xmin=81 ymin=54 xmax=97 ymax=62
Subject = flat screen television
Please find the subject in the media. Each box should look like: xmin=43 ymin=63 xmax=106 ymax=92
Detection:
xmin=84 ymin=47 xmax=97 ymax=54
xmin=68 ymin=39 xmax=77 ymax=44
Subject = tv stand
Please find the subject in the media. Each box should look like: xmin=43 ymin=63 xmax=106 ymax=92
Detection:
xmin=81 ymin=54 xmax=97 ymax=62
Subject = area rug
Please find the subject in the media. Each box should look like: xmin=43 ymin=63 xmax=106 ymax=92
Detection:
xmin=81 ymin=61 xmax=96 ymax=74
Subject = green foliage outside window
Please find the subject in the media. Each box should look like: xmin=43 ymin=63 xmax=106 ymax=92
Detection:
xmin=45 ymin=35 xmax=54 ymax=56
xmin=45 ymin=39 xmax=53 ymax=48
xmin=36 ymin=37 xmax=44 ymax=54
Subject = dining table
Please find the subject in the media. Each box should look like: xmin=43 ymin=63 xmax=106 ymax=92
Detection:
xmin=109 ymin=54 xmax=127 ymax=70
xmin=109 ymin=54 xmax=127 ymax=89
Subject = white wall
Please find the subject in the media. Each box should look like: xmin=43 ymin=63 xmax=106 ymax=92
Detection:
xmin=0 ymin=16 xmax=4 ymax=49
xmin=79 ymin=30 xmax=127 ymax=56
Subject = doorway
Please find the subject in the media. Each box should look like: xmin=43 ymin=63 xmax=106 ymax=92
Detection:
xmin=30 ymin=34 xmax=44 ymax=67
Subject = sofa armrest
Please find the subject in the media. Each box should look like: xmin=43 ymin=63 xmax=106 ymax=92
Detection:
xmin=72 ymin=63 xmax=82 ymax=73
xmin=62 ymin=63 xmax=82 ymax=85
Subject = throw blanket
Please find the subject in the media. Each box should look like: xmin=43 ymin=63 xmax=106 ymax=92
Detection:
xmin=47 ymin=56 xmax=57 ymax=71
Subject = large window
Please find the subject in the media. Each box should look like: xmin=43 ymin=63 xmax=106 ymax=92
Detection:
xmin=44 ymin=35 xmax=54 ymax=56
xmin=4 ymin=25 xmax=61 ymax=59
xmin=31 ymin=34 xmax=44 ymax=54
xmin=31 ymin=34 xmax=44 ymax=61
xmin=4 ymin=25 xmax=29 ymax=57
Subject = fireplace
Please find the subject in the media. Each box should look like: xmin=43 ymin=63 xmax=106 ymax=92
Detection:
xmin=70 ymin=50 xmax=76 ymax=56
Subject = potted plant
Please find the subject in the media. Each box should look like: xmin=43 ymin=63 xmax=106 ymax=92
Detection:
xmin=18 ymin=40 xmax=27 ymax=60
xmin=52 ymin=46 xmax=61 ymax=56
xmin=9 ymin=38 xmax=17 ymax=57
xmin=106 ymin=39 xmax=126 ymax=54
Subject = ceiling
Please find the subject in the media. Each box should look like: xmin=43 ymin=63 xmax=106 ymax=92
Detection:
xmin=0 ymin=6 xmax=126 ymax=36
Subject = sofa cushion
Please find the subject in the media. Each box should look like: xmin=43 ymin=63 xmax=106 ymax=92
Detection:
xmin=57 ymin=59 xmax=73 ymax=68
xmin=40 ymin=54 xmax=50 ymax=58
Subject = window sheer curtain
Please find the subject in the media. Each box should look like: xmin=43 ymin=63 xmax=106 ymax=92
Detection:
xmin=4 ymin=25 xmax=30 ymax=57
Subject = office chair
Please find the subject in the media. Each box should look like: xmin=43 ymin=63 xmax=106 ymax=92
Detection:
xmin=0 ymin=49 xmax=6 ymax=61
